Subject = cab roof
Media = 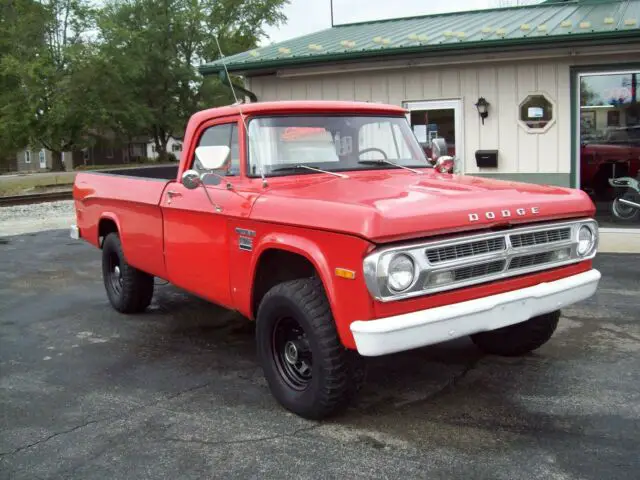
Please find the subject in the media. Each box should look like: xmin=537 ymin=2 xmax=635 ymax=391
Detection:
xmin=190 ymin=100 xmax=407 ymax=124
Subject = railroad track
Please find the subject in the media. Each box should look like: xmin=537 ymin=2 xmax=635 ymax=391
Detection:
xmin=0 ymin=190 xmax=73 ymax=207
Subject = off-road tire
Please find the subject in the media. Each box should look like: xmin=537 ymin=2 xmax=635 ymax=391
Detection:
xmin=256 ymin=277 xmax=359 ymax=419
xmin=470 ymin=310 xmax=560 ymax=357
xmin=102 ymin=233 xmax=154 ymax=313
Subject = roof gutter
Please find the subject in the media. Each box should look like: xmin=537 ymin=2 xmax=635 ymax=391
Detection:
xmin=199 ymin=30 xmax=640 ymax=77
xmin=218 ymin=70 xmax=258 ymax=103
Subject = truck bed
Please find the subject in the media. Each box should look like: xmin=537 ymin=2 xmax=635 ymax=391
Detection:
xmin=73 ymin=165 xmax=177 ymax=279
xmin=99 ymin=164 xmax=179 ymax=180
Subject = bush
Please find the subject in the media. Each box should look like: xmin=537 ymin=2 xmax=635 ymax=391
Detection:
xmin=167 ymin=153 xmax=178 ymax=162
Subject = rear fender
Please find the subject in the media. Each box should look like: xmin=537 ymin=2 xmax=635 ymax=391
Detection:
xmin=98 ymin=213 xmax=122 ymax=246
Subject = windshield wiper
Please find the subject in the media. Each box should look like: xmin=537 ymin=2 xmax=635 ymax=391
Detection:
xmin=358 ymin=159 xmax=424 ymax=174
xmin=269 ymin=165 xmax=348 ymax=178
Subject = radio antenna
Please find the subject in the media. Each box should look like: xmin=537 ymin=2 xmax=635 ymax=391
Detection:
xmin=213 ymin=35 xmax=267 ymax=187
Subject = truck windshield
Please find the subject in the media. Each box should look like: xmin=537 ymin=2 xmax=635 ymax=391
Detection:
xmin=247 ymin=115 xmax=431 ymax=177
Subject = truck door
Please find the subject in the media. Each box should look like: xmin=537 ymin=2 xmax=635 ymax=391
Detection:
xmin=161 ymin=119 xmax=242 ymax=308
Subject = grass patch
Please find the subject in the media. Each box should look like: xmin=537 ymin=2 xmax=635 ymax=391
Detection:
xmin=0 ymin=162 xmax=176 ymax=196
xmin=0 ymin=173 xmax=76 ymax=196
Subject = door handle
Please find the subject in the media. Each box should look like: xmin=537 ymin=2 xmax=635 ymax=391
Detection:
xmin=166 ymin=190 xmax=182 ymax=204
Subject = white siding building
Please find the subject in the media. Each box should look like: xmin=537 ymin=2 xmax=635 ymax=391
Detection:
xmin=200 ymin=0 xmax=640 ymax=250
xmin=147 ymin=136 xmax=184 ymax=159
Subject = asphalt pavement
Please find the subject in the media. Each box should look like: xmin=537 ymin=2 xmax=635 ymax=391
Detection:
xmin=0 ymin=230 xmax=639 ymax=479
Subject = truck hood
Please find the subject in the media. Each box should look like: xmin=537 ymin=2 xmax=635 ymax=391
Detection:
xmin=249 ymin=170 xmax=595 ymax=243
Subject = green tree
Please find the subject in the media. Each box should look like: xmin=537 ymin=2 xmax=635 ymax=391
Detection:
xmin=580 ymin=78 xmax=603 ymax=107
xmin=98 ymin=0 xmax=287 ymax=160
xmin=0 ymin=0 xmax=48 ymax=170
xmin=1 ymin=0 xmax=104 ymax=171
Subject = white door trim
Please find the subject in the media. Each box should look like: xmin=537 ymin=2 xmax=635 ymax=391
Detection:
xmin=403 ymin=99 xmax=465 ymax=173
xmin=39 ymin=149 xmax=46 ymax=169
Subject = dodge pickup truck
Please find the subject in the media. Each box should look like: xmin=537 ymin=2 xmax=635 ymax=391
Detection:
xmin=72 ymin=100 xmax=601 ymax=419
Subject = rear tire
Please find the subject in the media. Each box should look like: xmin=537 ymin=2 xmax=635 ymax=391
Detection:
xmin=256 ymin=277 xmax=359 ymax=419
xmin=470 ymin=311 xmax=560 ymax=357
xmin=102 ymin=233 xmax=154 ymax=313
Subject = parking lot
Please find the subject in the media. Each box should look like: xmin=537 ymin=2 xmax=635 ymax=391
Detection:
xmin=1 ymin=229 xmax=639 ymax=479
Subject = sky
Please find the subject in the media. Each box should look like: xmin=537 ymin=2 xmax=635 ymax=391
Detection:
xmin=262 ymin=0 xmax=542 ymax=44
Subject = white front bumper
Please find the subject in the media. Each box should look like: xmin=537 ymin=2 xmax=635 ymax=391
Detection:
xmin=350 ymin=269 xmax=601 ymax=356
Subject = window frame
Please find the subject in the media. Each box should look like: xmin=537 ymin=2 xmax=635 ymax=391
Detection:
xmin=244 ymin=113 xmax=429 ymax=178
xmin=24 ymin=150 xmax=31 ymax=164
xmin=517 ymin=91 xmax=556 ymax=134
xmin=189 ymin=118 xmax=241 ymax=178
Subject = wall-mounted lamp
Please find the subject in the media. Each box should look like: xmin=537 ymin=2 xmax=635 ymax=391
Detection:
xmin=475 ymin=97 xmax=490 ymax=125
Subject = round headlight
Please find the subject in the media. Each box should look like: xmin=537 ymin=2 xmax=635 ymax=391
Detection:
xmin=387 ymin=254 xmax=416 ymax=292
xmin=577 ymin=225 xmax=595 ymax=256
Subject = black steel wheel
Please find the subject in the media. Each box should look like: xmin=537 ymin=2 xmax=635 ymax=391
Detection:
xmin=256 ymin=277 xmax=361 ymax=419
xmin=272 ymin=316 xmax=313 ymax=391
xmin=107 ymin=251 xmax=124 ymax=297
xmin=102 ymin=233 xmax=154 ymax=313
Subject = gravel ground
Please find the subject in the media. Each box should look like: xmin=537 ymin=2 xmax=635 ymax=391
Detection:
xmin=0 ymin=200 xmax=75 ymax=237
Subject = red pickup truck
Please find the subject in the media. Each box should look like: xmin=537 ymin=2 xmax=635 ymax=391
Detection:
xmin=72 ymin=100 xmax=601 ymax=419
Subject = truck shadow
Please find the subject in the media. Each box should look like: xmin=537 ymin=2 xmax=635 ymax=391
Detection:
xmin=145 ymin=283 xmax=490 ymax=415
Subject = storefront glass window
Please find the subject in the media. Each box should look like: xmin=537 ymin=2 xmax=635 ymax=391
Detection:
xmin=409 ymin=109 xmax=456 ymax=158
xmin=579 ymin=71 xmax=640 ymax=228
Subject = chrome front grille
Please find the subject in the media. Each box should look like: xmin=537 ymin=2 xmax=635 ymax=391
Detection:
xmin=453 ymin=260 xmax=506 ymax=281
xmin=363 ymin=218 xmax=598 ymax=302
xmin=426 ymin=237 xmax=505 ymax=264
xmin=509 ymin=251 xmax=556 ymax=270
xmin=510 ymin=228 xmax=571 ymax=248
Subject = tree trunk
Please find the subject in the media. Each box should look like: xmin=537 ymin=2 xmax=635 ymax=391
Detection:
xmin=50 ymin=150 xmax=64 ymax=172
xmin=160 ymin=135 xmax=169 ymax=162
xmin=154 ymin=133 xmax=170 ymax=163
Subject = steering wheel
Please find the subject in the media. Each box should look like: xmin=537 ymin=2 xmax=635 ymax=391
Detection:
xmin=358 ymin=147 xmax=388 ymax=159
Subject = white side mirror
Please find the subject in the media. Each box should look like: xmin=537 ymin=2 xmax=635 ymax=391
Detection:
xmin=195 ymin=145 xmax=230 ymax=171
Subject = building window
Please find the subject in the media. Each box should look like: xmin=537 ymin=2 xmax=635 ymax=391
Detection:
xmin=518 ymin=93 xmax=555 ymax=132
xmin=24 ymin=150 xmax=31 ymax=163
xmin=172 ymin=143 xmax=182 ymax=152
xmin=578 ymin=70 xmax=640 ymax=230
xmin=39 ymin=149 xmax=46 ymax=168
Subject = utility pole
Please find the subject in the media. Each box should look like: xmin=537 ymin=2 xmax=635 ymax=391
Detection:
xmin=330 ymin=0 xmax=334 ymax=27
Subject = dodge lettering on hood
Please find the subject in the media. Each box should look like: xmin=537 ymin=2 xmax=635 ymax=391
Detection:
xmin=71 ymin=101 xmax=600 ymax=419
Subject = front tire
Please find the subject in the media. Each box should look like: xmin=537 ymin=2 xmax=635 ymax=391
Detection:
xmin=470 ymin=311 xmax=560 ymax=357
xmin=102 ymin=233 xmax=154 ymax=313
xmin=256 ymin=277 xmax=357 ymax=419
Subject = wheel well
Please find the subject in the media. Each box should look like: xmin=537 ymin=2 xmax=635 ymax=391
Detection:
xmin=98 ymin=218 xmax=118 ymax=247
xmin=252 ymin=249 xmax=317 ymax=318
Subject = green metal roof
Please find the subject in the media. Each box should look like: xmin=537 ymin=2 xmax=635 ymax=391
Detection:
xmin=200 ymin=0 xmax=640 ymax=75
